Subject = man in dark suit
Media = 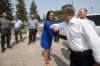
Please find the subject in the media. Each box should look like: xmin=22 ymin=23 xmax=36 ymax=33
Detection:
xmin=0 ymin=13 xmax=12 ymax=53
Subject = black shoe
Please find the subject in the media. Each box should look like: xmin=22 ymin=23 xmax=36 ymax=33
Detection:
xmin=7 ymin=46 xmax=12 ymax=49
xmin=1 ymin=48 xmax=5 ymax=53
xmin=28 ymin=42 xmax=31 ymax=45
xmin=15 ymin=41 xmax=19 ymax=43
xmin=20 ymin=38 xmax=23 ymax=41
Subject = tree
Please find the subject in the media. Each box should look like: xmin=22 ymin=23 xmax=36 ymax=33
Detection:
xmin=41 ymin=14 xmax=46 ymax=22
xmin=30 ymin=0 xmax=37 ymax=15
xmin=16 ymin=0 xmax=27 ymax=22
xmin=30 ymin=0 xmax=41 ymax=21
xmin=53 ymin=10 xmax=62 ymax=18
xmin=0 ymin=0 xmax=13 ymax=19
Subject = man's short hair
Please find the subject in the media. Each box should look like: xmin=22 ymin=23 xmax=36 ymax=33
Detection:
xmin=82 ymin=8 xmax=87 ymax=13
xmin=62 ymin=4 xmax=75 ymax=16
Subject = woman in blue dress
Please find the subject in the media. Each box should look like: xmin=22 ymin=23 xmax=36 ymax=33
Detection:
xmin=41 ymin=11 xmax=56 ymax=65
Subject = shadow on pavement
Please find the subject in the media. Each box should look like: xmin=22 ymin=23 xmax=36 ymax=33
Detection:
xmin=63 ymin=41 xmax=69 ymax=49
xmin=11 ymin=36 xmax=27 ymax=47
xmin=36 ymin=36 xmax=41 ymax=41
xmin=51 ymin=54 xmax=69 ymax=66
xmin=21 ymin=36 xmax=27 ymax=41
xmin=61 ymin=48 xmax=70 ymax=61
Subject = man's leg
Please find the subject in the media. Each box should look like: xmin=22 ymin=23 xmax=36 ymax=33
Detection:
xmin=33 ymin=29 xmax=37 ymax=41
xmin=19 ymin=29 xmax=22 ymax=40
xmin=87 ymin=50 xmax=95 ymax=66
xmin=28 ymin=29 xmax=32 ymax=44
xmin=15 ymin=30 xmax=18 ymax=43
xmin=70 ymin=51 xmax=78 ymax=66
xmin=70 ymin=50 xmax=95 ymax=66
xmin=1 ymin=32 xmax=6 ymax=52
xmin=6 ymin=32 xmax=12 ymax=48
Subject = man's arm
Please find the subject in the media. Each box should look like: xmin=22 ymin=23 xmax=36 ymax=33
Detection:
xmin=51 ymin=23 xmax=60 ymax=32
xmin=36 ymin=19 xmax=40 ymax=28
xmin=82 ymin=22 xmax=100 ymax=64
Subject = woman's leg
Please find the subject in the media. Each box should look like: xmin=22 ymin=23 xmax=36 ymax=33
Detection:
xmin=44 ymin=49 xmax=50 ymax=65
xmin=48 ymin=49 xmax=51 ymax=60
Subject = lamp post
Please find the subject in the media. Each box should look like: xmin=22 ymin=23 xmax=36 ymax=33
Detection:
xmin=90 ymin=6 xmax=93 ymax=14
xmin=72 ymin=0 xmax=73 ymax=5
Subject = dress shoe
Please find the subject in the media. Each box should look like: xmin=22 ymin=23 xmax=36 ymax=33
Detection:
xmin=1 ymin=48 xmax=5 ymax=53
xmin=7 ymin=46 xmax=12 ymax=49
xmin=28 ymin=42 xmax=31 ymax=45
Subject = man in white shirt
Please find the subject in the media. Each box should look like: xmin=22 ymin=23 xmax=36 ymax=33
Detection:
xmin=51 ymin=4 xmax=100 ymax=66
xmin=13 ymin=16 xmax=23 ymax=43
xmin=78 ymin=8 xmax=96 ymax=29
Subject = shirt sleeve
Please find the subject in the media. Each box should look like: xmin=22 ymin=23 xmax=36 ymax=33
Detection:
xmin=51 ymin=22 xmax=64 ymax=30
xmin=35 ymin=19 xmax=39 ymax=27
xmin=82 ymin=22 xmax=100 ymax=63
xmin=89 ymin=20 xmax=96 ymax=30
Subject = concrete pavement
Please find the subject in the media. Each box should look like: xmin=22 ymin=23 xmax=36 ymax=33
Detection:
xmin=0 ymin=33 xmax=70 ymax=66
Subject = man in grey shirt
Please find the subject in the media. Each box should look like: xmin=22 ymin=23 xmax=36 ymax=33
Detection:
xmin=0 ymin=13 xmax=12 ymax=53
xmin=28 ymin=15 xmax=39 ymax=44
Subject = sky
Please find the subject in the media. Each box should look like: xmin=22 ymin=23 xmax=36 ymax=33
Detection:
xmin=11 ymin=0 xmax=100 ymax=18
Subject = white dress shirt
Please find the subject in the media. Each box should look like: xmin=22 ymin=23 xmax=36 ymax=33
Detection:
xmin=51 ymin=17 xmax=100 ymax=63
xmin=80 ymin=18 xmax=96 ymax=30
xmin=14 ymin=20 xmax=23 ymax=28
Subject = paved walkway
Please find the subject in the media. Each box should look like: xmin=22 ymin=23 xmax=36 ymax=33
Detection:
xmin=0 ymin=33 xmax=70 ymax=66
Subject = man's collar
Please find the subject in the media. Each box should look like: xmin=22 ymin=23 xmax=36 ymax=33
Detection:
xmin=80 ymin=17 xmax=88 ymax=20
xmin=69 ymin=16 xmax=76 ymax=24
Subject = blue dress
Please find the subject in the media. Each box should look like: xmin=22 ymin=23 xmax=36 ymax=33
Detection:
xmin=41 ymin=19 xmax=55 ymax=49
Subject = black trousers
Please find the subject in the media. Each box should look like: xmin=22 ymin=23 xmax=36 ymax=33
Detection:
xmin=70 ymin=49 xmax=95 ymax=66
xmin=54 ymin=31 xmax=59 ymax=42
xmin=1 ymin=30 xmax=11 ymax=49
xmin=29 ymin=29 xmax=37 ymax=43
xmin=15 ymin=29 xmax=22 ymax=42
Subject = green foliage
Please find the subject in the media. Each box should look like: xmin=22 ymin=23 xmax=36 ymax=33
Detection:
xmin=0 ymin=0 xmax=13 ymax=15
xmin=30 ymin=0 xmax=41 ymax=22
xmin=53 ymin=10 xmax=62 ymax=18
xmin=16 ymin=0 xmax=27 ymax=22
xmin=30 ymin=0 xmax=37 ymax=15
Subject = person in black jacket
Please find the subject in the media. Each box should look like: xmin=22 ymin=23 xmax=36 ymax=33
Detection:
xmin=0 ymin=13 xmax=12 ymax=53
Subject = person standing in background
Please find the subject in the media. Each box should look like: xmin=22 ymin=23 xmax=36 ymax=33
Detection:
xmin=78 ymin=8 xmax=96 ymax=29
xmin=28 ymin=15 xmax=39 ymax=44
xmin=14 ymin=17 xmax=23 ymax=43
xmin=0 ymin=13 xmax=12 ymax=53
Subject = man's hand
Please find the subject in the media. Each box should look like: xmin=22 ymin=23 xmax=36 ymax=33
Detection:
xmin=52 ymin=25 xmax=59 ymax=32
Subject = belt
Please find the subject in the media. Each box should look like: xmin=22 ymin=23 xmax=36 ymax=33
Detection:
xmin=71 ymin=49 xmax=92 ymax=55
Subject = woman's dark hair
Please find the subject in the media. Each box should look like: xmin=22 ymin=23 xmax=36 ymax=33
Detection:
xmin=46 ymin=11 xmax=54 ymax=20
